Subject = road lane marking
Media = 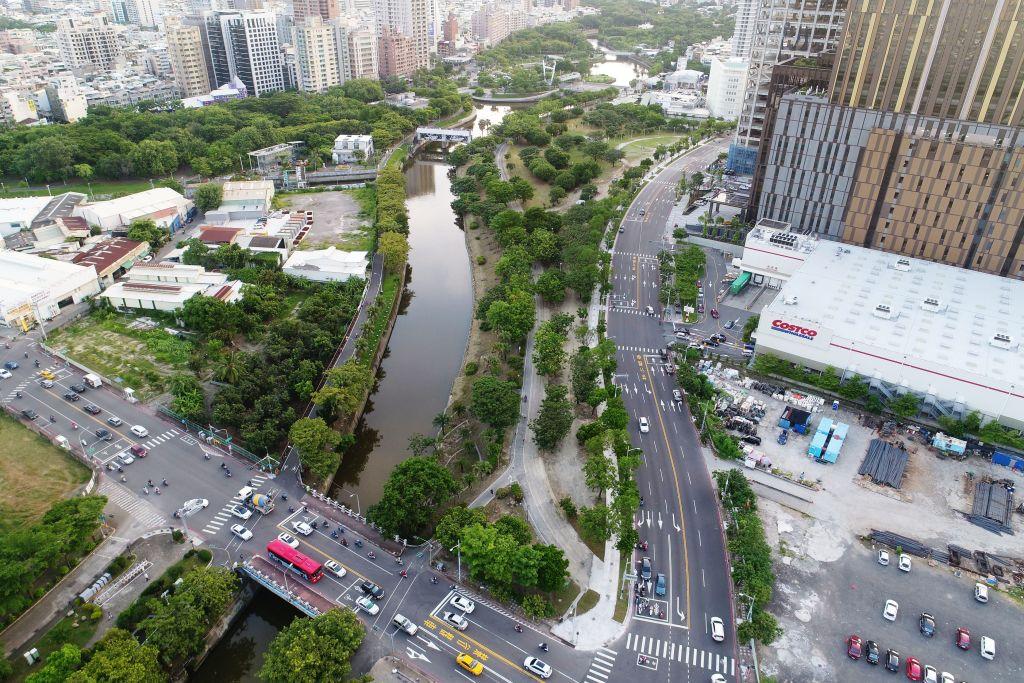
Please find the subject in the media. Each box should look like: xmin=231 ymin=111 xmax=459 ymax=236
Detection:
xmin=421 ymin=618 xmax=544 ymax=682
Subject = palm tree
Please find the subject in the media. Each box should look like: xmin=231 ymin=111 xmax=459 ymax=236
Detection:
xmin=213 ymin=351 xmax=240 ymax=385
xmin=433 ymin=410 xmax=451 ymax=436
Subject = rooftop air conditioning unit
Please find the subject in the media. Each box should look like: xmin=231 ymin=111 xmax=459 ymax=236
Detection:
xmin=782 ymin=295 xmax=799 ymax=305
xmin=990 ymin=333 xmax=1017 ymax=350
xmin=894 ymin=258 xmax=912 ymax=272
xmin=921 ymin=297 xmax=945 ymax=312
xmin=873 ymin=303 xmax=897 ymax=320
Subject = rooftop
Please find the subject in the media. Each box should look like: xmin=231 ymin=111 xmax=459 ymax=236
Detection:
xmin=198 ymin=226 xmax=243 ymax=244
xmin=0 ymin=250 xmax=97 ymax=308
xmin=71 ymin=237 xmax=145 ymax=275
xmin=764 ymin=243 xmax=1024 ymax=388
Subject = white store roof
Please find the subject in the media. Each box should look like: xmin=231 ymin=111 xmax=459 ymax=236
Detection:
xmin=75 ymin=187 xmax=188 ymax=223
xmin=0 ymin=196 xmax=50 ymax=226
xmin=284 ymin=247 xmax=368 ymax=281
xmin=762 ymin=243 xmax=1024 ymax=392
xmin=0 ymin=250 xmax=97 ymax=310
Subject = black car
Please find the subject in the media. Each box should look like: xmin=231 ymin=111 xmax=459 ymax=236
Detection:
xmin=4 ymin=360 xmax=17 ymax=370
xmin=714 ymin=333 xmax=728 ymax=342
xmin=83 ymin=404 xmax=101 ymax=415
xmin=704 ymin=339 xmax=720 ymax=347
xmin=94 ymin=428 xmax=112 ymax=441
xmin=360 ymin=581 xmax=385 ymax=600
xmin=20 ymin=409 xmax=38 ymax=420
xmin=884 ymin=648 xmax=900 ymax=672
xmin=865 ymin=640 xmax=879 ymax=665
xmin=63 ymin=391 xmax=80 ymax=402
xmin=919 ymin=612 xmax=936 ymax=637
xmin=742 ymin=435 xmax=762 ymax=446
xmin=70 ymin=383 xmax=87 ymax=393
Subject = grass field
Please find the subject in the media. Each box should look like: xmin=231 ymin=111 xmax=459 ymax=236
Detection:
xmin=0 ymin=178 xmax=164 ymax=199
xmin=49 ymin=312 xmax=194 ymax=400
xmin=0 ymin=415 xmax=90 ymax=532
xmin=615 ymin=135 xmax=688 ymax=164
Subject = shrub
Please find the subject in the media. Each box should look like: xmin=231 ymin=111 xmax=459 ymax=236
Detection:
xmin=521 ymin=594 xmax=554 ymax=618
xmin=559 ymin=497 xmax=577 ymax=519
xmin=464 ymin=361 xmax=479 ymax=376
xmin=476 ymin=255 xmax=487 ymax=265
xmin=171 ymin=529 xmax=184 ymax=543
xmin=196 ymin=549 xmax=213 ymax=563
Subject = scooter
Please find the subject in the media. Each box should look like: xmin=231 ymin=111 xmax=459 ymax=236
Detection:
xmin=353 ymin=539 xmax=363 ymax=548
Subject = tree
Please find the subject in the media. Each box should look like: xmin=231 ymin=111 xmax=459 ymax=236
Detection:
xmin=534 ymin=544 xmax=569 ymax=592
xmin=889 ymin=393 xmax=921 ymax=420
xmin=289 ymin=417 xmax=341 ymax=482
xmin=548 ymin=186 xmax=567 ymax=205
xmin=486 ymin=289 xmax=535 ymax=344
xmin=71 ymin=629 xmax=164 ymax=683
xmin=570 ymin=347 xmax=599 ymax=406
xmin=340 ymin=78 xmax=385 ymax=102
xmin=126 ymin=218 xmax=169 ymax=249
xmin=509 ymin=176 xmax=535 ymax=201
xmin=434 ymin=505 xmax=487 ymax=550
xmin=313 ymin=359 xmax=371 ymax=422
xmin=260 ymin=609 xmax=365 ymax=683
xmin=28 ymin=643 xmax=82 ymax=683
xmin=534 ymin=269 xmax=565 ymax=303
xmin=130 ymin=139 xmax=179 ymax=177
xmin=578 ymin=504 xmax=612 ymax=543
xmin=193 ymin=183 xmax=223 ymax=212
xmin=367 ymin=456 xmax=458 ymax=538
xmin=531 ymin=383 xmax=574 ymax=451
xmin=583 ymin=452 xmax=615 ymax=492
xmin=181 ymin=294 xmax=235 ymax=333
xmin=544 ymin=147 xmax=570 ymax=169
xmin=470 ymin=376 xmax=521 ymax=429
xmin=378 ymin=231 xmax=409 ymax=273
xmin=17 ymin=136 xmax=75 ymax=182
xmin=493 ymin=514 xmax=532 ymax=545
xmin=532 ymin=323 xmax=567 ymax=377
xmin=73 ymin=163 xmax=94 ymax=181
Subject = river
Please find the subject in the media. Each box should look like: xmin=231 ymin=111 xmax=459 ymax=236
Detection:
xmin=190 ymin=104 xmax=506 ymax=682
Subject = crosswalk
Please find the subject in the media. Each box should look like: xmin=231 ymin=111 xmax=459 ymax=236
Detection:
xmin=140 ymin=428 xmax=181 ymax=450
xmin=617 ymin=346 xmax=665 ymax=354
xmin=614 ymin=251 xmax=660 ymax=260
xmin=624 ymin=633 xmax=734 ymax=676
xmin=200 ymin=473 xmax=269 ymax=535
xmin=583 ymin=646 xmax=617 ymax=683
xmin=98 ymin=478 xmax=168 ymax=529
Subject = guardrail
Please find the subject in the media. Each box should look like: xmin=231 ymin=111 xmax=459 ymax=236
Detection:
xmin=238 ymin=562 xmax=321 ymax=617
xmin=155 ymin=405 xmax=278 ymax=472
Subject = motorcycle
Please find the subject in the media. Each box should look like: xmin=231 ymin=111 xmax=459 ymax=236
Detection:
xmin=341 ymin=538 xmax=348 ymax=547
xmin=367 ymin=551 xmax=376 ymax=560
xmin=354 ymin=539 xmax=363 ymax=548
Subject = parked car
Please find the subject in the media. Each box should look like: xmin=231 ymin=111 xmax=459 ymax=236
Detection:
xmin=866 ymin=640 xmax=879 ymax=665
xmin=980 ymin=635 xmax=995 ymax=660
xmin=741 ymin=435 xmax=761 ymax=446
xmin=899 ymin=554 xmax=912 ymax=572
xmin=883 ymin=599 xmax=899 ymax=621
xmin=777 ymin=429 xmax=789 ymax=445
xmin=955 ymin=627 xmax=970 ymax=650
xmin=878 ymin=549 xmax=890 ymax=566
xmin=884 ymin=648 xmax=900 ymax=672
xmin=923 ymin=665 xmax=938 ymax=683
xmin=918 ymin=613 xmax=935 ymax=637
xmin=905 ymin=657 xmax=923 ymax=680
xmin=230 ymin=524 xmax=252 ymax=541
xmin=360 ymin=581 xmax=385 ymax=600
xmin=450 ymin=595 xmax=475 ymax=613
xmin=846 ymin=635 xmax=863 ymax=660
xmin=974 ymin=582 xmax=989 ymax=603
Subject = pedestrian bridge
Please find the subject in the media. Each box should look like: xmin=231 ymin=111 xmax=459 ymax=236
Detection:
xmin=414 ymin=127 xmax=472 ymax=144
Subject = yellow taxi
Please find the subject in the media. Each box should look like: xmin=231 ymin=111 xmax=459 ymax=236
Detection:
xmin=456 ymin=653 xmax=484 ymax=676
xmin=39 ymin=370 xmax=55 ymax=380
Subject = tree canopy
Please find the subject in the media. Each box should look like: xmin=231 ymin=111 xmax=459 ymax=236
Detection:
xmin=260 ymin=609 xmax=365 ymax=683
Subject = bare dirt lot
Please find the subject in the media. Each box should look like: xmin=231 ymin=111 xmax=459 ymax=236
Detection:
xmin=281 ymin=189 xmax=372 ymax=250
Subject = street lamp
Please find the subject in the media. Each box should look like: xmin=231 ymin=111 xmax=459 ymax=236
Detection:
xmin=342 ymin=489 xmax=361 ymax=516
xmin=450 ymin=541 xmax=462 ymax=582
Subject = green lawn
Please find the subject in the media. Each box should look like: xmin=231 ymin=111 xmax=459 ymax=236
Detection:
xmin=575 ymin=589 xmax=600 ymax=616
xmin=5 ymin=607 xmax=102 ymax=681
xmin=0 ymin=415 xmax=90 ymax=533
xmin=48 ymin=312 xmax=195 ymax=400
xmin=0 ymin=178 xmax=167 ymax=200
xmin=616 ymin=135 xmax=687 ymax=163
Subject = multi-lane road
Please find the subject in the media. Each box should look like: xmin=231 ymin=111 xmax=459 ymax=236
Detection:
xmin=1 ymin=137 xmax=741 ymax=683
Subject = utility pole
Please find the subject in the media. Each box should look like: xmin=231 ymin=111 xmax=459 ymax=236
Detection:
xmin=450 ymin=541 xmax=462 ymax=582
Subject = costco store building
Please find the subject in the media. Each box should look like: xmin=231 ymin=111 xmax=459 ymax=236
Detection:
xmin=746 ymin=224 xmax=1024 ymax=430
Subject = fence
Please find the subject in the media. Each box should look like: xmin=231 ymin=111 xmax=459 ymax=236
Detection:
xmin=155 ymin=405 xmax=278 ymax=472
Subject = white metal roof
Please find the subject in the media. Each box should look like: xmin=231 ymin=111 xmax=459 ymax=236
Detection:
xmin=764 ymin=244 xmax=1024 ymax=388
xmin=0 ymin=196 xmax=50 ymax=226
xmin=74 ymin=187 xmax=187 ymax=222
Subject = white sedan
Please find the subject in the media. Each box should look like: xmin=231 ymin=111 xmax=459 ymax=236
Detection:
xmin=883 ymin=599 xmax=899 ymax=621
xmin=291 ymin=520 xmax=314 ymax=536
xmin=450 ymin=595 xmax=475 ymax=613
xmin=898 ymin=554 xmax=912 ymax=572
xmin=230 ymin=524 xmax=252 ymax=541
xmin=638 ymin=416 xmax=650 ymax=433
xmin=277 ymin=532 xmax=299 ymax=549
xmin=523 ymin=657 xmax=552 ymax=679
xmin=441 ymin=611 xmax=468 ymax=631
xmin=179 ymin=498 xmax=209 ymax=516
xmin=230 ymin=505 xmax=252 ymax=520
xmin=710 ymin=616 xmax=725 ymax=642
xmin=878 ymin=549 xmax=890 ymax=566
xmin=0 ymin=369 xmax=11 ymax=379
xmin=356 ymin=595 xmax=379 ymax=615
xmin=324 ymin=560 xmax=347 ymax=578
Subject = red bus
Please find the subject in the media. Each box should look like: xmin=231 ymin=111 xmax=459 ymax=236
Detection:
xmin=266 ymin=540 xmax=324 ymax=583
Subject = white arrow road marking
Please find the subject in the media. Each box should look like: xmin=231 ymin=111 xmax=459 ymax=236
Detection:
xmin=657 ymin=513 xmax=663 ymax=530
xmin=672 ymin=513 xmax=680 ymax=531
xmin=407 ymin=647 xmax=430 ymax=663
xmin=417 ymin=636 xmax=440 ymax=651
xmin=659 ymin=400 xmax=666 ymax=411
xmin=676 ymin=598 xmax=686 ymax=621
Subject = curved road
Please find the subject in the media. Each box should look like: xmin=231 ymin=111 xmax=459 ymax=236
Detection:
xmin=598 ymin=136 xmax=741 ymax=683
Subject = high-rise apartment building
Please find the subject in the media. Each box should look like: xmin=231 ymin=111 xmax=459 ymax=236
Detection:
xmin=730 ymin=0 xmax=756 ymax=61
xmin=830 ymin=0 xmax=1024 ymax=126
xmin=729 ymin=0 xmax=845 ymax=174
xmin=442 ymin=13 xmax=457 ymax=42
xmin=165 ymin=16 xmax=212 ymax=97
xmin=294 ymin=17 xmax=343 ymax=92
xmin=755 ymin=0 xmax=1024 ymax=278
xmin=706 ymin=57 xmax=747 ymax=121
xmin=204 ymin=11 xmax=283 ymax=96
xmin=378 ymin=29 xmax=416 ymax=78
xmin=343 ymin=25 xmax=378 ymax=80
xmin=470 ymin=2 xmax=525 ymax=46
xmin=112 ymin=0 xmax=163 ymax=28
xmin=292 ymin=0 xmax=339 ymax=21
xmin=375 ymin=0 xmax=430 ymax=70
xmin=56 ymin=15 xmax=124 ymax=72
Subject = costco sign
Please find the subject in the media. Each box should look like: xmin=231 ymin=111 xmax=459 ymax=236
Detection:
xmin=771 ymin=319 xmax=817 ymax=341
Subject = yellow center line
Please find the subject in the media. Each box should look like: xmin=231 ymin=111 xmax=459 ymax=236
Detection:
xmin=639 ymin=354 xmax=691 ymax=623
xmin=423 ymin=619 xmax=543 ymax=682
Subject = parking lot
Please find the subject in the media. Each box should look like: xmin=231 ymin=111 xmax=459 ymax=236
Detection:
xmin=761 ymin=508 xmax=1024 ymax=682
xmin=281 ymin=190 xmax=370 ymax=250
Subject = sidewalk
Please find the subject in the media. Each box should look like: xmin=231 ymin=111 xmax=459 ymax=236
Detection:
xmin=0 ymin=485 xmax=149 ymax=657
xmin=552 ymin=524 xmax=625 ymax=649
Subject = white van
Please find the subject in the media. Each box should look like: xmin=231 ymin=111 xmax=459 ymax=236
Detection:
xmin=55 ymin=435 xmax=71 ymax=450
xmin=975 ymin=582 xmax=989 ymax=603
xmin=83 ymin=373 xmax=103 ymax=389
xmin=980 ymin=635 xmax=995 ymax=660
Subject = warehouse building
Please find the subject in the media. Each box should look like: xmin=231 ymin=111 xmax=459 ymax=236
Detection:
xmin=0 ymin=250 xmax=100 ymax=328
xmin=71 ymin=237 xmax=148 ymax=285
xmin=74 ymin=188 xmax=194 ymax=232
xmin=749 ymin=222 xmax=1024 ymax=430
xmin=101 ymin=263 xmax=243 ymax=312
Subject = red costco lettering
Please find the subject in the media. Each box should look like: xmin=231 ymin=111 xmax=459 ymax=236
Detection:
xmin=771 ymin=319 xmax=817 ymax=338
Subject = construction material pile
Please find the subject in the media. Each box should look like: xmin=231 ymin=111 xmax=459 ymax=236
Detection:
xmin=858 ymin=439 xmax=909 ymax=488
